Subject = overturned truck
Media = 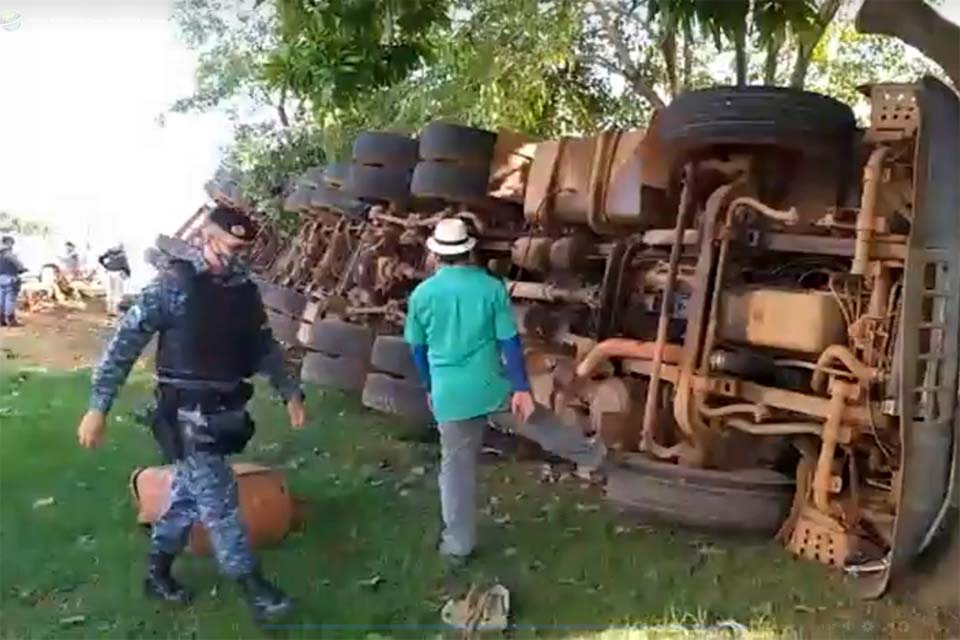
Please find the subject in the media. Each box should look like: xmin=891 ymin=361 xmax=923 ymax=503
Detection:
xmin=236 ymin=75 xmax=958 ymax=597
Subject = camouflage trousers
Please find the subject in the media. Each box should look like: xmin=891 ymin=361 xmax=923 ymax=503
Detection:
xmin=150 ymin=451 xmax=255 ymax=578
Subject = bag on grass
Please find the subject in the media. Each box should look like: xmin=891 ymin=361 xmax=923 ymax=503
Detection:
xmin=129 ymin=463 xmax=295 ymax=555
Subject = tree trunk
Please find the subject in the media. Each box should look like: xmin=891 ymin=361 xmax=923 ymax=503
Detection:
xmin=856 ymin=0 xmax=960 ymax=87
xmin=682 ymin=26 xmax=692 ymax=92
xmin=790 ymin=0 xmax=842 ymax=89
xmin=734 ymin=28 xmax=747 ymax=86
xmin=763 ymin=32 xmax=783 ymax=85
xmin=662 ymin=31 xmax=678 ymax=99
xmin=276 ymin=86 xmax=290 ymax=127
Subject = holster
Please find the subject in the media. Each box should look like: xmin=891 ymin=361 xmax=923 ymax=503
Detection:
xmin=152 ymin=383 xmax=255 ymax=459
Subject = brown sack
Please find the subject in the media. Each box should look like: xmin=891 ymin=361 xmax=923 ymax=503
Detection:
xmin=130 ymin=463 xmax=294 ymax=555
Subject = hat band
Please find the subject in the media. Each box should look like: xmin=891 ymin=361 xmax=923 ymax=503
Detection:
xmin=432 ymin=236 xmax=470 ymax=246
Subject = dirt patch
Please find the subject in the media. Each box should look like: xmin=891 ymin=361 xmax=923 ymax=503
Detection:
xmin=1 ymin=303 xmax=113 ymax=369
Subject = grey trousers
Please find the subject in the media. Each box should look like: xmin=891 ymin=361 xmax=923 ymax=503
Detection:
xmin=437 ymin=402 xmax=605 ymax=557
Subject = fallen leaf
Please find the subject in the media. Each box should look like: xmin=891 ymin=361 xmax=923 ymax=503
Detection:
xmin=399 ymin=489 xmax=410 ymax=497
xmin=493 ymin=514 xmax=511 ymax=526
xmin=59 ymin=615 xmax=86 ymax=627
xmin=794 ymin=605 xmax=815 ymax=614
xmin=410 ymin=466 xmax=426 ymax=476
xmin=32 ymin=497 xmax=54 ymax=509
xmin=614 ymin=525 xmax=631 ymax=535
xmin=503 ymin=547 xmax=518 ymax=557
xmin=574 ymin=502 xmax=599 ymax=513
xmin=357 ymin=575 xmax=384 ymax=590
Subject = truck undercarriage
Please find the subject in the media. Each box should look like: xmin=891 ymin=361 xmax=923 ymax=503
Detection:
xmin=198 ymin=74 xmax=958 ymax=597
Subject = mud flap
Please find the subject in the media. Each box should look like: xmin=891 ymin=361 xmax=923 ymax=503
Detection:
xmin=859 ymin=77 xmax=960 ymax=599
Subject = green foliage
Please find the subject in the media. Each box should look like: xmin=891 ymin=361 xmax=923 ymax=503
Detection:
xmin=223 ymin=123 xmax=327 ymax=231
xmin=806 ymin=22 xmax=942 ymax=111
xmin=170 ymin=0 xmax=279 ymax=114
xmin=0 ymin=212 xmax=52 ymax=237
xmin=265 ymin=0 xmax=448 ymax=112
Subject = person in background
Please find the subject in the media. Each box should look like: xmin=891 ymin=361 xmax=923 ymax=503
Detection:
xmin=98 ymin=244 xmax=130 ymax=316
xmin=61 ymin=241 xmax=81 ymax=279
xmin=404 ymin=218 xmax=606 ymax=566
xmin=76 ymin=206 xmax=306 ymax=621
xmin=0 ymin=235 xmax=27 ymax=326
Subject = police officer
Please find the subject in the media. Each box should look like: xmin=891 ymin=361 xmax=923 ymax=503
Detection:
xmin=0 ymin=235 xmax=27 ymax=326
xmin=76 ymin=206 xmax=307 ymax=621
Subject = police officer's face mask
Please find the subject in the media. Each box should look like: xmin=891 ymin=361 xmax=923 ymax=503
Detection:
xmin=206 ymin=236 xmax=249 ymax=273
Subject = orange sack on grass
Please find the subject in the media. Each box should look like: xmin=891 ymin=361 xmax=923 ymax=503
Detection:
xmin=130 ymin=463 xmax=294 ymax=555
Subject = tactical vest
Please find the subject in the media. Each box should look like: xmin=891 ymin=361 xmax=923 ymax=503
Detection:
xmin=0 ymin=251 xmax=19 ymax=276
xmin=155 ymin=261 xmax=266 ymax=383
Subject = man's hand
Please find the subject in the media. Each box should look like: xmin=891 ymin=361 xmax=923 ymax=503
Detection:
xmin=287 ymin=395 xmax=306 ymax=429
xmin=78 ymin=410 xmax=107 ymax=448
xmin=510 ymin=391 xmax=536 ymax=424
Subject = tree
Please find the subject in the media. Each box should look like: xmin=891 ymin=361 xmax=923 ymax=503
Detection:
xmin=0 ymin=212 xmax=52 ymax=237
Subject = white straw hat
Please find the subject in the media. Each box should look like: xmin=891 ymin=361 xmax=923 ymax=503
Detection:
xmin=426 ymin=218 xmax=477 ymax=255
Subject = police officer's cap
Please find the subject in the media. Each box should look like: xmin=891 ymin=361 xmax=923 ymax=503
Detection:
xmin=208 ymin=205 xmax=258 ymax=243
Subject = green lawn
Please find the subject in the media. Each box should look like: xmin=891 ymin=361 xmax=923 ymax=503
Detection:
xmin=0 ymin=368 xmax=945 ymax=639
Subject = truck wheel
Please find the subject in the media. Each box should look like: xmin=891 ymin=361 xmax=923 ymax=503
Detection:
xmin=411 ymin=161 xmax=489 ymax=205
xmin=362 ymin=373 xmax=432 ymax=423
xmin=265 ymin=309 xmax=300 ymax=346
xmin=301 ymin=351 xmax=368 ymax=392
xmin=307 ymin=185 xmax=368 ymax=219
xmin=322 ymin=163 xmax=350 ymax=190
xmin=658 ymin=86 xmax=856 ymax=154
xmin=347 ymin=164 xmax=412 ymax=203
xmin=303 ymin=319 xmax=374 ymax=359
xmin=284 ymin=188 xmax=311 ymax=213
xmin=370 ymin=335 xmax=418 ymax=379
xmin=258 ymin=281 xmax=308 ymax=318
xmin=419 ymin=122 xmax=496 ymax=165
xmin=352 ymin=132 xmax=419 ymax=168
xmin=606 ymin=455 xmax=794 ymax=535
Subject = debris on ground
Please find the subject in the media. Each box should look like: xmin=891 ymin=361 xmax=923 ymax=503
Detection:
xmin=441 ymin=583 xmax=510 ymax=636
xmin=32 ymin=497 xmax=55 ymax=509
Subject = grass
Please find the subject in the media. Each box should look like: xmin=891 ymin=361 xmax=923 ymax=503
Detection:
xmin=0 ymin=367 xmax=947 ymax=639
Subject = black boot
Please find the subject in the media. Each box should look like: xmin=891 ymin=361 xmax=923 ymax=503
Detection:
xmin=4 ymin=315 xmax=17 ymax=327
xmin=144 ymin=551 xmax=192 ymax=604
xmin=0 ymin=315 xmax=5 ymax=327
xmin=237 ymin=570 xmax=293 ymax=621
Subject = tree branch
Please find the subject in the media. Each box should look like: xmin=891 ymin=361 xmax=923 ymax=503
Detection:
xmin=764 ymin=31 xmax=784 ymax=85
xmin=790 ymin=0 xmax=841 ymax=88
xmin=591 ymin=1 xmax=667 ymax=109
xmin=276 ymin=85 xmax=290 ymax=127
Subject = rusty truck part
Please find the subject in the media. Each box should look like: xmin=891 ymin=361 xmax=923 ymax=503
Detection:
xmin=236 ymin=66 xmax=957 ymax=598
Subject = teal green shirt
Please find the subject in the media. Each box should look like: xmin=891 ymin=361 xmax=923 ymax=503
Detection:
xmin=404 ymin=265 xmax=516 ymax=423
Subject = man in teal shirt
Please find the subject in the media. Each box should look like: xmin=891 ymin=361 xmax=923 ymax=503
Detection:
xmin=405 ymin=219 xmax=605 ymax=563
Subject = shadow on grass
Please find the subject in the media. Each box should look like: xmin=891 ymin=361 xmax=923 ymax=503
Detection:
xmin=0 ymin=368 xmax=954 ymax=639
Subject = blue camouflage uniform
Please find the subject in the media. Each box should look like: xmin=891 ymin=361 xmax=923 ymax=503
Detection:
xmin=90 ymin=239 xmax=300 ymax=578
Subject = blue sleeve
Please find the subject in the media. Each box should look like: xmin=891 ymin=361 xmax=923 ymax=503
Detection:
xmin=410 ymin=344 xmax=431 ymax=391
xmin=498 ymin=334 xmax=530 ymax=392
xmin=89 ymin=276 xmax=169 ymax=412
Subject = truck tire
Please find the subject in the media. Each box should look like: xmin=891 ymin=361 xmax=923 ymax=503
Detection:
xmin=411 ymin=161 xmax=489 ymax=204
xmin=658 ymin=86 xmax=856 ymax=153
xmin=301 ymin=351 xmax=368 ymax=392
xmin=307 ymin=185 xmax=368 ymax=219
xmin=347 ymin=164 xmax=412 ymax=203
xmin=303 ymin=319 xmax=374 ymax=359
xmin=258 ymin=282 xmax=308 ymax=318
xmin=419 ymin=122 xmax=496 ymax=165
xmin=362 ymin=373 xmax=432 ymax=423
xmin=606 ymin=455 xmax=794 ymax=535
xmin=265 ymin=309 xmax=300 ymax=346
xmin=284 ymin=188 xmax=311 ymax=213
xmin=370 ymin=335 xmax=418 ymax=379
xmin=322 ymin=163 xmax=350 ymax=190
xmin=352 ymin=132 xmax=419 ymax=168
